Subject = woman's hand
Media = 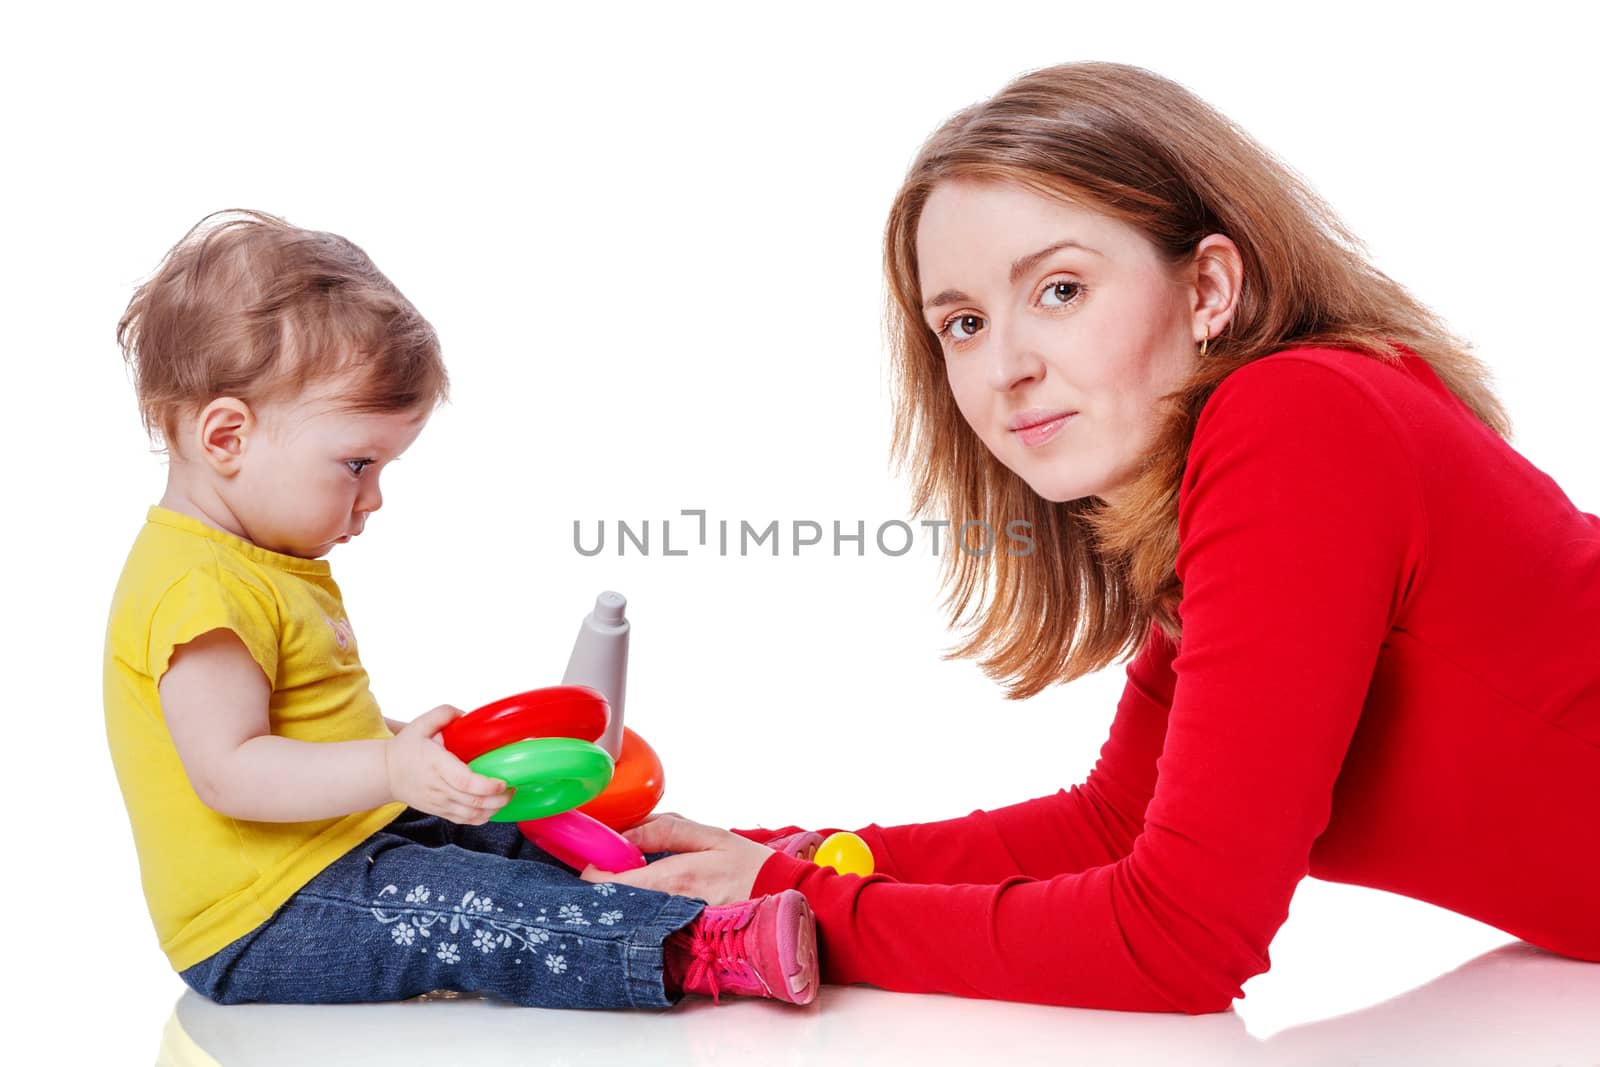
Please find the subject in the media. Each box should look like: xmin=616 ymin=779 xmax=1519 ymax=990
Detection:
xmin=385 ymin=705 xmax=508 ymax=824
xmin=578 ymin=812 xmax=777 ymax=905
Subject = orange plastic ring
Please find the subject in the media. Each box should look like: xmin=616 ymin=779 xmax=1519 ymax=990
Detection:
xmin=579 ymin=727 xmax=664 ymax=832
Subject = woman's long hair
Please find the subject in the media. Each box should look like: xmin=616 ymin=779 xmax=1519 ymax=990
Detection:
xmin=884 ymin=62 xmax=1511 ymax=698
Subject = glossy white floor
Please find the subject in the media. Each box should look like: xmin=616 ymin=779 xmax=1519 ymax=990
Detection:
xmin=133 ymin=879 xmax=1599 ymax=1066
xmin=150 ymin=949 xmax=1600 ymax=1067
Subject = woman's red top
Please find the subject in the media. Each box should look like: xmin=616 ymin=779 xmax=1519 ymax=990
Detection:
xmin=740 ymin=345 xmax=1600 ymax=1013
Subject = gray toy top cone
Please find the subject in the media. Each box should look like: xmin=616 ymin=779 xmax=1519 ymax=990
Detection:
xmin=562 ymin=591 xmax=629 ymax=759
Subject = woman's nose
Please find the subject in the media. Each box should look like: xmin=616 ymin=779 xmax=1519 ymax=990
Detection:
xmin=985 ymin=325 xmax=1045 ymax=392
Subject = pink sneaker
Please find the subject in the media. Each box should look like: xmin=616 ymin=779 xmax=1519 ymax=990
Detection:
xmin=765 ymin=830 xmax=825 ymax=862
xmin=666 ymin=889 xmax=818 ymax=1005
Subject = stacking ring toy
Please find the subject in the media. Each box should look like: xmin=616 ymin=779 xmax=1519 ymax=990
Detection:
xmin=470 ymin=737 xmax=614 ymax=822
xmin=442 ymin=686 xmax=610 ymax=763
xmin=578 ymin=727 xmax=665 ymax=832
xmin=519 ymin=809 xmax=646 ymax=873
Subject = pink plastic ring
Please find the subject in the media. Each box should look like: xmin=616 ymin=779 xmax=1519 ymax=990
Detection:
xmin=518 ymin=809 xmax=646 ymax=873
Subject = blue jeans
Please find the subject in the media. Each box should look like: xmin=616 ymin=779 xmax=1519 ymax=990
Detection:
xmin=178 ymin=808 xmax=705 ymax=1009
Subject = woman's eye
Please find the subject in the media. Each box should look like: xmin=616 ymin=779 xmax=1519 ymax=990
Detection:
xmin=940 ymin=313 xmax=986 ymax=343
xmin=345 ymin=459 xmax=374 ymax=476
xmin=1040 ymin=280 xmax=1083 ymax=307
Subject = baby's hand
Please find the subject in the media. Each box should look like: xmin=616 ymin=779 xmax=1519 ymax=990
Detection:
xmin=385 ymin=705 xmax=508 ymax=824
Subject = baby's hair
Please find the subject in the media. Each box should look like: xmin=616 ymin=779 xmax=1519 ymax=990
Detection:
xmin=118 ymin=209 xmax=448 ymax=453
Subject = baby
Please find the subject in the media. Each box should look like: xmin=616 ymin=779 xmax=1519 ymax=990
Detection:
xmin=103 ymin=210 xmax=817 ymax=1008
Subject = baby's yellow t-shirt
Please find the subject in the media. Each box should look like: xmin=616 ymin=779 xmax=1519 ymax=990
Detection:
xmin=103 ymin=506 xmax=405 ymax=971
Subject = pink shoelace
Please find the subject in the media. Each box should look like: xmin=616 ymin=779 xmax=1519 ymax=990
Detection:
xmin=678 ymin=908 xmax=770 ymax=1004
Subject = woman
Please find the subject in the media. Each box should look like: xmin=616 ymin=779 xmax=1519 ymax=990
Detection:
xmin=580 ymin=61 xmax=1600 ymax=1014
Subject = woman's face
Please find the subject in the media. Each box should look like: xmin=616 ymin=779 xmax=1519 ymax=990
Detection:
xmin=915 ymin=179 xmax=1226 ymax=506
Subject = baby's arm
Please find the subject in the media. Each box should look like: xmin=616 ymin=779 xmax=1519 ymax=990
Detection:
xmin=160 ymin=628 xmax=507 ymax=823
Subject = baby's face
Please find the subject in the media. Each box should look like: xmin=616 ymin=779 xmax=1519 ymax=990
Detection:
xmin=227 ymin=393 xmax=431 ymax=559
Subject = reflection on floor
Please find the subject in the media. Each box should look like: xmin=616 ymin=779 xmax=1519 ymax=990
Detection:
xmin=156 ymin=941 xmax=1600 ymax=1067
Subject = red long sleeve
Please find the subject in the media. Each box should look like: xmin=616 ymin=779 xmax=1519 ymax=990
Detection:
xmin=793 ymin=638 xmax=1171 ymax=883
xmin=749 ymin=346 xmax=1600 ymax=1012
xmin=734 ymin=629 xmax=1175 ymax=885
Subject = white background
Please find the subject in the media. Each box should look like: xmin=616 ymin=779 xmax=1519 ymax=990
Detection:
xmin=4 ymin=1 xmax=1597 ymax=1063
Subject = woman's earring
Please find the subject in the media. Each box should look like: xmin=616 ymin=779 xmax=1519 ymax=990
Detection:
xmin=1198 ymin=329 xmax=1210 ymax=358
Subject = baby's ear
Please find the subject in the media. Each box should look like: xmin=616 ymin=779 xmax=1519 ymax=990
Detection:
xmin=195 ymin=397 xmax=253 ymax=472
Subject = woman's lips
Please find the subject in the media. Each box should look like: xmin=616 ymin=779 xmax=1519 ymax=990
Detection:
xmin=1013 ymin=412 xmax=1077 ymax=447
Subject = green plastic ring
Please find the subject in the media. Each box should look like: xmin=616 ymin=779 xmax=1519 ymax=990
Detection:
xmin=470 ymin=737 xmax=615 ymax=823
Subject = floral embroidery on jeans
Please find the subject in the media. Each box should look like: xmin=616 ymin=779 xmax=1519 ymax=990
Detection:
xmin=371 ymin=885 xmax=559 ymax=967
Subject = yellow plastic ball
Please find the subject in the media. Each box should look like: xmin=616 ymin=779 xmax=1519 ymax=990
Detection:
xmin=814 ymin=831 xmax=874 ymax=876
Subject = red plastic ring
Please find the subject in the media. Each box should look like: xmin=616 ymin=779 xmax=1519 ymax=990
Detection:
xmin=441 ymin=685 xmax=609 ymax=764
